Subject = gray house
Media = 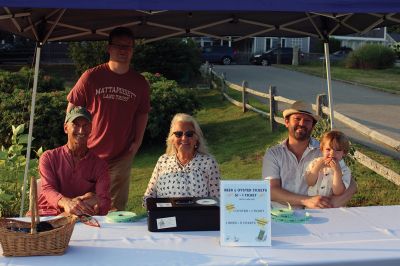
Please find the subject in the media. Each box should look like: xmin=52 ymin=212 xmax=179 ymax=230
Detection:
xmin=332 ymin=27 xmax=392 ymax=50
xmin=252 ymin=37 xmax=311 ymax=54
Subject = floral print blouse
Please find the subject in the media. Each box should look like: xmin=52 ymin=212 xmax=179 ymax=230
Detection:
xmin=144 ymin=153 xmax=220 ymax=203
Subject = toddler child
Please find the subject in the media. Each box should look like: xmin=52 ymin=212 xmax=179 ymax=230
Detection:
xmin=305 ymin=130 xmax=351 ymax=197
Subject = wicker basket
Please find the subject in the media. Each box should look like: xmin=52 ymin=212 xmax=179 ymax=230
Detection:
xmin=0 ymin=176 xmax=77 ymax=256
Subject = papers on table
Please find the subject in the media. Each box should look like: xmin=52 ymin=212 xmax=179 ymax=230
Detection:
xmin=220 ymin=180 xmax=271 ymax=246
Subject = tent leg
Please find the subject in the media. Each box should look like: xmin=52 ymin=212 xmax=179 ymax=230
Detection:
xmin=324 ymin=42 xmax=334 ymax=130
xmin=20 ymin=44 xmax=42 ymax=217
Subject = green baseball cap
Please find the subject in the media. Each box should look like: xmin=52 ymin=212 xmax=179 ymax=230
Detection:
xmin=65 ymin=106 xmax=92 ymax=123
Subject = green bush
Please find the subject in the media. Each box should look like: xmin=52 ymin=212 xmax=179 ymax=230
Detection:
xmin=0 ymin=71 xmax=199 ymax=149
xmin=0 ymin=89 xmax=67 ymax=151
xmin=0 ymin=124 xmax=42 ymax=217
xmin=389 ymin=42 xmax=400 ymax=58
xmin=133 ymin=39 xmax=202 ymax=84
xmin=345 ymin=44 xmax=396 ymax=69
xmin=141 ymin=72 xmax=168 ymax=84
xmin=0 ymin=67 xmax=64 ymax=93
xmin=144 ymin=72 xmax=201 ymax=143
xmin=68 ymin=41 xmax=108 ymax=76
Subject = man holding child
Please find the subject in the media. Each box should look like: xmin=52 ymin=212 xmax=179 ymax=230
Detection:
xmin=262 ymin=101 xmax=357 ymax=209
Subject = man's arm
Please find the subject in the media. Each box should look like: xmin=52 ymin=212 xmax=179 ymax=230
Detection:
xmin=330 ymin=177 xmax=357 ymax=208
xmin=93 ymin=160 xmax=111 ymax=215
xmin=128 ymin=112 xmax=148 ymax=155
xmin=40 ymin=152 xmax=96 ymax=215
xmin=270 ymin=179 xmax=332 ymax=209
xmin=39 ymin=152 xmax=65 ymax=210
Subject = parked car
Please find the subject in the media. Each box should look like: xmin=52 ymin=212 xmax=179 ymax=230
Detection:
xmin=319 ymin=48 xmax=353 ymax=62
xmin=201 ymin=46 xmax=237 ymax=65
xmin=250 ymin=47 xmax=302 ymax=66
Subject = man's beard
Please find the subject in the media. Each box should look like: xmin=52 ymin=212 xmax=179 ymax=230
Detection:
xmin=289 ymin=125 xmax=312 ymax=141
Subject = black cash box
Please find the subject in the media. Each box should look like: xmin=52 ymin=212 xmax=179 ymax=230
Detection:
xmin=146 ymin=197 xmax=220 ymax=232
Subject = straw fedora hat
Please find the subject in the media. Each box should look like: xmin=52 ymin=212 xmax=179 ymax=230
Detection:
xmin=282 ymin=101 xmax=320 ymax=122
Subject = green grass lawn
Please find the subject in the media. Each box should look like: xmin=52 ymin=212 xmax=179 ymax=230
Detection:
xmin=278 ymin=62 xmax=400 ymax=94
xmin=127 ymin=89 xmax=400 ymax=216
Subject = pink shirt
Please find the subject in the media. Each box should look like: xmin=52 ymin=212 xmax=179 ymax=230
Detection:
xmin=38 ymin=145 xmax=111 ymax=216
xmin=67 ymin=63 xmax=151 ymax=162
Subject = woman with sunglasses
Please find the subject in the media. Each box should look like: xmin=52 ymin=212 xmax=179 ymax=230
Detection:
xmin=143 ymin=113 xmax=220 ymax=204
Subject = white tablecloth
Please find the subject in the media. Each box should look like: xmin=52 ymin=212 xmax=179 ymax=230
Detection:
xmin=1 ymin=205 xmax=400 ymax=266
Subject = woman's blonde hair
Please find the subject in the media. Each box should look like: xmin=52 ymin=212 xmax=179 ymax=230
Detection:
xmin=320 ymin=130 xmax=350 ymax=155
xmin=166 ymin=113 xmax=209 ymax=155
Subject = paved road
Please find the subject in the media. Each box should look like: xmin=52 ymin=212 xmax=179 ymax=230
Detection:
xmin=213 ymin=65 xmax=400 ymax=159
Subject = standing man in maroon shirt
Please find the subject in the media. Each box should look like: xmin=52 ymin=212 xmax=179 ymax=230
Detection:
xmin=67 ymin=27 xmax=151 ymax=211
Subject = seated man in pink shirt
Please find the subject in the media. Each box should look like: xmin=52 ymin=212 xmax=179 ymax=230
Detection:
xmin=38 ymin=107 xmax=111 ymax=216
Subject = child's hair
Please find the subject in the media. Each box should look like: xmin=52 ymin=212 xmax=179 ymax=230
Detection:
xmin=320 ymin=130 xmax=350 ymax=155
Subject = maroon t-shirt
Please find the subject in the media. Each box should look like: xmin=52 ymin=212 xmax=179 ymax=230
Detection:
xmin=38 ymin=145 xmax=111 ymax=216
xmin=67 ymin=63 xmax=151 ymax=162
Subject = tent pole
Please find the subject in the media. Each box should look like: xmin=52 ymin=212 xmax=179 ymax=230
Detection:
xmin=20 ymin=43 xmax=42 ymax=217
xmin=323 ymin=42 xmax=334 ymax=129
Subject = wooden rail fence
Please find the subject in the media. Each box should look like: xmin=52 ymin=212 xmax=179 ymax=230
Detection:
xmin=202 ymin=63 xmax=400 ymax=186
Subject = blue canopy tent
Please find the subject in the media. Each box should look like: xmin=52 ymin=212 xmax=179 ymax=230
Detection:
xmin=0 ymin=0 xmax=399 ymax=216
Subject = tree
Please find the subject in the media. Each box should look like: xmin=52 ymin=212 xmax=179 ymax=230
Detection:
xmin=68 ymin=41 xmax=108 ymax=76
xmin=132 ymin=38 xmax=202 ymax=84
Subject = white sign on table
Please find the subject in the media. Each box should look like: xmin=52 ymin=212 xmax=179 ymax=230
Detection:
xmin=220 ymin=180 xmax=271 ymax=246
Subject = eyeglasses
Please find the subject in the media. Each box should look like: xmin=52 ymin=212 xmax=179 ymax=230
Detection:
xmin=173 ymin=131 xmax=195 ymax=138
xmin=110 ymin=43 xmax=134 ymax=50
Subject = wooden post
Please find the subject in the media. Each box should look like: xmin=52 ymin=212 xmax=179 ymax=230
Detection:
xmin=269 ymin=85 xmax=277 ymax=132
xmin=316 ymin=93 xmax=328 ymax=118
xmin=221 ymin=72 xmax=226 ymax=100
xmin=276 ymin=40 xmax=281 ymax=64
xmin=209 ymin=66 xmax=213 ymax=89
xmin=242 ymin=81 xmax=248 ymax=113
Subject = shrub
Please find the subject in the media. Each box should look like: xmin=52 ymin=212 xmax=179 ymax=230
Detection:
xmin=141 ymin=72 xmax=168 ymax=84
xmin=68 ymin=41 xmax=108 ymax=76
xmin=0 ymin=72 xmax=199 ymax=149
xmin=133 ymin=38 xmax=202 ymax=84
xmin=345 ymin=44 xmax=396 ymax=69
xmin=144 ymin=72 xmax=201 ymax=143
xmin=0 ymin=124 xmax=42 ymax=217
xmin=0 ymin=89 xmax=67 ymax=151
xmin=0 ymin=67 xmax=64 ymax=93
xmin=389 ymin=42 xmax=400 ymax=58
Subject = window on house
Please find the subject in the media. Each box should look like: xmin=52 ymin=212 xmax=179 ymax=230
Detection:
xmin=265 ymin=38 xmax=272 ymax=50
xmin=281 ymin=38 xmax=286 ymax=48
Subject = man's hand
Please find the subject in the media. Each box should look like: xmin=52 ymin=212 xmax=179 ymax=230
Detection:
xmin=77 ymin=192 xmax=97 ymax=206
xmin=302 ymin=195 xmax=332 ymax=209
xmin=58 ymin=192 xmax=98 ymax=216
